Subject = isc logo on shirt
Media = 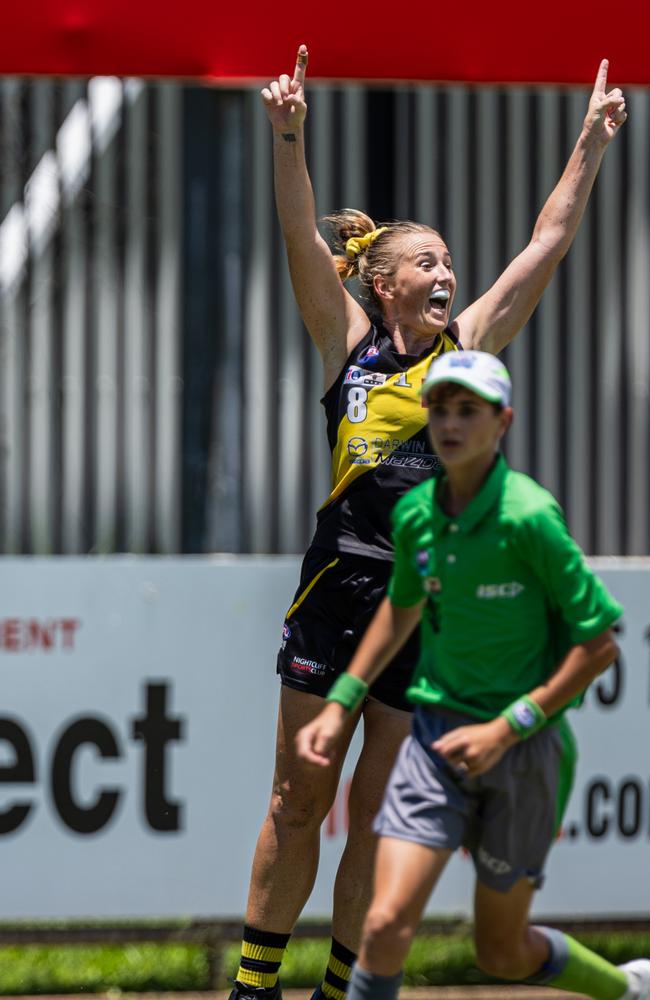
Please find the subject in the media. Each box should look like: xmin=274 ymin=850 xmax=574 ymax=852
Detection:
xmin=476 ymin=582 xmax=525 ymax=599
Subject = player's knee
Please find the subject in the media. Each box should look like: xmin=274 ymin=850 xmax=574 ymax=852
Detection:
xmin=269 ymin=776 xmax=332 ymax=830
xmin=362 ymin=904 xmax=415 ymax=959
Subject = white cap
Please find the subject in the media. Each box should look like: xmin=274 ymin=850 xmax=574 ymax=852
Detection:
xmin=421 ymin=350 xmax=512 ymax=406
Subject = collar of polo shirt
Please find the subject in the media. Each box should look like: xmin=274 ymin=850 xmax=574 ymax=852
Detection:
xmin=432 ymin=453 xmax=507 ymax=534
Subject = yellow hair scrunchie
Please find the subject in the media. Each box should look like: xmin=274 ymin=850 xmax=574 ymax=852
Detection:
xmin=345 ymin=226 xmax=388 ymax=260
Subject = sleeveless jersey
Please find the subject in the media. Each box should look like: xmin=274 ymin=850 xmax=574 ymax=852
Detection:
xmin=311 ymin=323 xmax=461 ymax=560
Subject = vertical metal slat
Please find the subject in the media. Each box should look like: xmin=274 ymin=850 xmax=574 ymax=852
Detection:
xmin=124 ymin=80 xmax=149 ymax=552
xmin=0 ymin=81 xmax=26 ymax=552
xmin=446 ymin=89 xmax=470 ymax=313
xmin=243 ymin=92 xmax=274 ymax=552
xmin=342 ymin=87 xmax=366 ymax=213
xmin=535 ymin=90 xmax=562 ymax=500
xmin=90 ymin=78 xmax=123 ymax=552
xmin=414 ymin=87 xmax=438 ymax=230
xmin=27 ymin=83 xmax=56 ymax=553
xmin=154 ymin=82 xmax=182 ymax=554
xmin=565 ymin=92 xmax=593 ymax=550
xmin=595 ymin=101 xmax=625 ymax=554
xmin=503 ymin=89 xmax=531 ymax=475
xmin=59 ymin=82 xmax=90 ymax=553
xmin=626 ymin=89 xmax=650 ymax=553
xmin=309 ymin=86 xmax=336 ymax=518
xmin=475 ymin=88 xmax=500 ymax=299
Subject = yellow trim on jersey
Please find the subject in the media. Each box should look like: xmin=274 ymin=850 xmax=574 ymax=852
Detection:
xmin=321 ymin=331 xmax=459 ymax=511
xmin=285 ymin=557 xmax=340 ymax=620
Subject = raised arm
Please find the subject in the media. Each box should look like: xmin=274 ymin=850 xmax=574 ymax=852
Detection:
xmin=261 ymin=45 xmax=368 ymax=383
xmin=455 ymin=59 xmax=627 ymax=354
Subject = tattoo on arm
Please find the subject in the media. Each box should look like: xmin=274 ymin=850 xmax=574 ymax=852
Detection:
xmin=281 ymin=133 xmax=297 ymax=143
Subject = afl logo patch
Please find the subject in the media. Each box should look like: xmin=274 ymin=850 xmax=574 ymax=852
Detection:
xmin=358 ymin=346 xmax=380 ymax=365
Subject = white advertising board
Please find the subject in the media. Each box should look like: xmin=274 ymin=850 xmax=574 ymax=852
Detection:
xmin=533 ymin=563 xmax=650 ymax=919
xmin=0 ymin=557 xmax=647 ymax=920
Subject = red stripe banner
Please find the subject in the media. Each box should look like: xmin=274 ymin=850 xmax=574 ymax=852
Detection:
xmin=3 ymin=0 xmax=650 ymax=84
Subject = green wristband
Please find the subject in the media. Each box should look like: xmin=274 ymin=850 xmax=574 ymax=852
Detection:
xmin=326 ymin=674 xmax=369 ymax=713
xmin=501 ymin=695 xmax=546 ymax=739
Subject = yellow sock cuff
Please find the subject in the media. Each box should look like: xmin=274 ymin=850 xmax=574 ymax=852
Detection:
xmin=236 ymin=927 xmax=290 ymax=989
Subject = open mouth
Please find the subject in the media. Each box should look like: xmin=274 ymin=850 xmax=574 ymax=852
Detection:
xmin=429 ymin=289 xmax=450 ymax=308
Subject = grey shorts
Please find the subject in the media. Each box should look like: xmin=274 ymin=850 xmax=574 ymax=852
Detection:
xmin=373 ymin=705 xmax=572 ymax=892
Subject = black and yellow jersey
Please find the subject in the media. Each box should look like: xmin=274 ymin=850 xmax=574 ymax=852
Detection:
xmin=311 ymin=323 xmax=461 ymax=560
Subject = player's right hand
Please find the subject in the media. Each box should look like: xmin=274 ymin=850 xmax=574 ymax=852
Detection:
xmin=583 ymin=59 xmax=626 ymax=145
xmin=295 ymin=701 xmax=347 ymax=767
xmin=261 ymin=44 xmax=308 ymax=133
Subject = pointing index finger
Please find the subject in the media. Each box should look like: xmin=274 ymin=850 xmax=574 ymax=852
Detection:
xmin=293 ymin=44 xmax=308 ymax=86
xmin=593 ymin=58 xmax=609 ymax=96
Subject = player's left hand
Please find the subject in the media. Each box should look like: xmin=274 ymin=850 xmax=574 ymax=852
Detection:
xmin=261 ymin=44 xmax=309 ymax=134
xmin=295 ymin=701 xmax=349 ymax=767
xmin=432 ymin=717 xmax=518 ymax=779
xmin=584 ymin=59 xmax=627 ymax=145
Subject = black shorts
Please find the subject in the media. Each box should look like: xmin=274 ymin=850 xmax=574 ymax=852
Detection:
xmin=276 ymin=546 xmax=418 ymax=712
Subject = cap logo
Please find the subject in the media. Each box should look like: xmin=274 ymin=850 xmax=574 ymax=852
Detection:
xmin=448 ymin=355 xmax=475 ymax=368
xmin=421 ymin=349 xmax=512 ymax=407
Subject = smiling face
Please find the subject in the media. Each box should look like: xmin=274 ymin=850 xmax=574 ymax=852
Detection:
xmin=426 ymin=384 xmax=512 ymax=470
xmin=373 ymin=233 xmax=456 ymax=338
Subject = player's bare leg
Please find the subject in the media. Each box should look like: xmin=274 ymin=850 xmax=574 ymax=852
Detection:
xmin=308 ymin=700 xmax=412 ymax=1000
xmin=474 ymin=879 xmax=638 ymax=999
xmin=245 ymin=686 xmax=360 ymax=932
xmin=342 ymin=838 xmax=450 ymax=1000
xmin=473 ymin=877 xmax=546 ymax=980
xmin=330 ymin=699 xmax=411 ymax=951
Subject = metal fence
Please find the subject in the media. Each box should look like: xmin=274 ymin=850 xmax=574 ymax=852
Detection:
xmin=0 ymin=78 xmax=648 ymax=556
xmin=0 ymin=78 xmax=182 ymax=555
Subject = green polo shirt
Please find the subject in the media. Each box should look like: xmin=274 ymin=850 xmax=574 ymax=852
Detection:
xmin=388 ymin=454 xmax=624 ymax=719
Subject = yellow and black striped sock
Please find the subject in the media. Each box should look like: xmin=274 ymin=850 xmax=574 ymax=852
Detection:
xmin=320 ymin=938 xmax=357 ymax=1000
xmin=236 ymin=925 xmax=290 ymax=990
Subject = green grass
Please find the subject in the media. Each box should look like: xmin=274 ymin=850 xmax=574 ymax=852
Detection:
xmin=0 ymin=944 xmax=209 ymax=994
xmin=236 ymin=934 xmax=650 ymax=988
xmin=0 ymin=932 xmax=649 ymax=994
